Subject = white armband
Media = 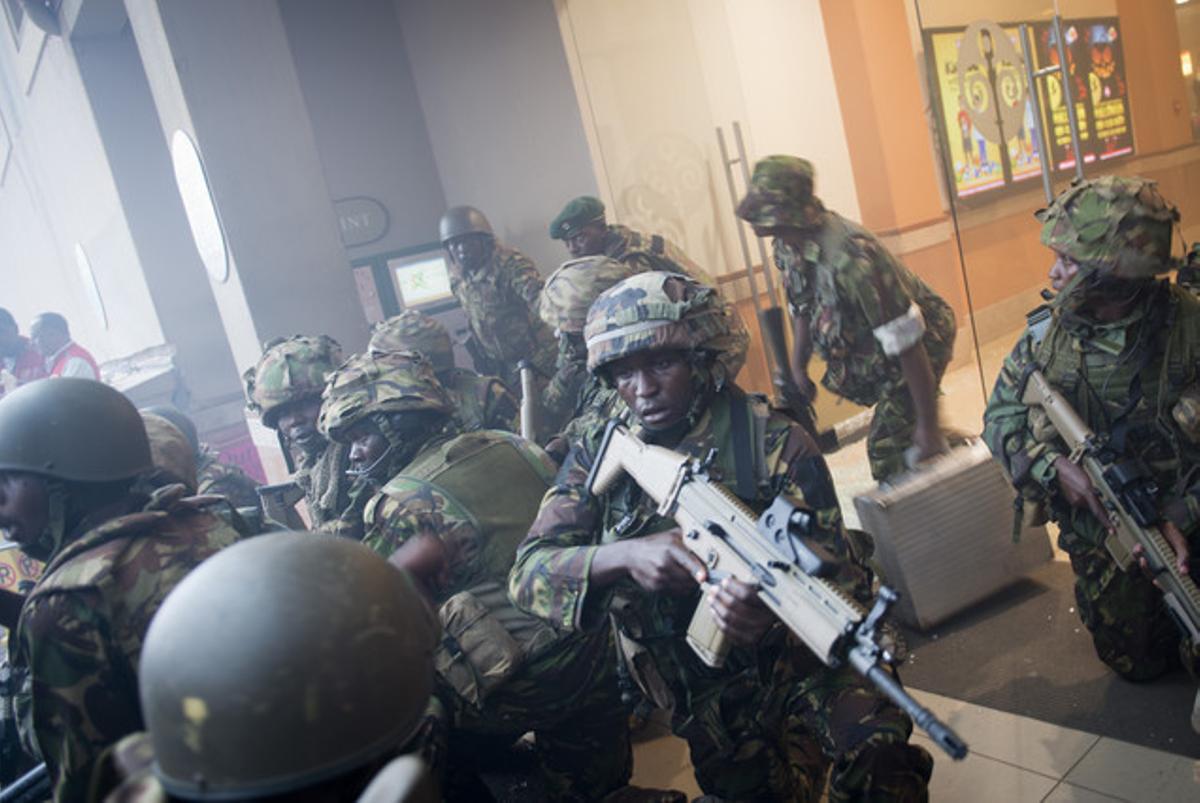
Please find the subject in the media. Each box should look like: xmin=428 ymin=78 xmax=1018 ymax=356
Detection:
xmin=872 ymin=303 xmax=926 ymax=357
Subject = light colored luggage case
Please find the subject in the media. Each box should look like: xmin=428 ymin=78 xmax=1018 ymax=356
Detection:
xmin=852 ymin=440 xmax=1053 ymax=630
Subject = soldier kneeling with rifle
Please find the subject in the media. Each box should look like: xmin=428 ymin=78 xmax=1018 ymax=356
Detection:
xmin=510 ymin=272 xmax=959 ymax=802
xmin=985 ymin=176 xmax=1200 ymax=732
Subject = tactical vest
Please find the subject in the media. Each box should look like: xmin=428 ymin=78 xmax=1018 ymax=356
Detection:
xmin=383 ymin=431 xmax=558 ymax=706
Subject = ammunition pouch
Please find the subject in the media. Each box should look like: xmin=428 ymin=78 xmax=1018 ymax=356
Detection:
xmin=435 ymin=590 xmax=525 ymax=706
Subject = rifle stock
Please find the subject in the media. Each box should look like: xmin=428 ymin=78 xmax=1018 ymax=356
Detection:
xmin=1021 ymin=367 xmax=1200 ymax=644
xmin=256 ymin=481 xmax=307 ymax=530
xmin=586 ymin=421 xmax=968 ymax=759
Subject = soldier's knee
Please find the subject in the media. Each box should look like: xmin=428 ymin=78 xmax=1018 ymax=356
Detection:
xmin=827 ymin=739 xmax=932 ymax=803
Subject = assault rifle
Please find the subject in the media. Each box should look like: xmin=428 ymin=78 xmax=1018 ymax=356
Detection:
xmin=0 ymin=764 xmax=48 ymax=803
xmin=586 ymin=422 xmax=968 ymax=759
xmin=1021 ymin=367 xmax=1200 ymax=644
xmin=256 ymin=480 xmax=307 ymax=530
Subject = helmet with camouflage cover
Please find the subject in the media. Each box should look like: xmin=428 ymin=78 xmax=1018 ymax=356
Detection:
xmin=243 ymin=335 xmax=343 ymax=429
xmin=139 ymin=531 xmax=440 ymax=800
xmin=438 ymin=205 xmax=493 ymax=244
xmin=0 ymin=378 xmax=152 ymax=483
xmin=140 ymin=412 xmax=199 ymax=492
xmin=317 ymin=350 xmax=453 ymax=444
xmin=369 ymin=311 xmax=454 ymax=373
xmin=1036 ymin=175 xmax=1179 ymax=279
xmin=540 ymin=256 xmax=637 ymax=334
xmin=584 ymin=271 xmax=742 ymax=384
xmin=735 ymin=155 xmax=826 ymax=232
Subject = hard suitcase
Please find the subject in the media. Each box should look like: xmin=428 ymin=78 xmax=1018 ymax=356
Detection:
xmin=852 ymin=440 xmax=1054 ymax=630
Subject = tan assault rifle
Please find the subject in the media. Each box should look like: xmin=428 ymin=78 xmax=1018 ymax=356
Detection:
xmin=1021 ymin=367 xmax=1200 ymax=644
xmin=586 ymin=421 xmax=968 ymax=759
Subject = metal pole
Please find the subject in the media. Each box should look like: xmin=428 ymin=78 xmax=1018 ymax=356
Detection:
xmin=732 ymin=122 xmax=781 ymax=309
xmin=1019 ymin=23 xmax=1055 ymax=203
xmin=1052 ymin=15 xmax=1086 ymax=180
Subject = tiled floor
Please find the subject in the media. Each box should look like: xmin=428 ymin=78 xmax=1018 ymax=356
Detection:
xmin=629 ymin=688 xmax=1200 ymax=801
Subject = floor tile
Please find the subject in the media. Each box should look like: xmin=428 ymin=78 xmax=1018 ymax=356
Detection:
xmin=1064 ymin=737 xmax=1200 ymax=802
xmin=909 ymin=688 xmax=1100 ymax=778
xmin=630 ymin=733 xmax=702 ymax=799
xmin=911 ymin=732 xmax=1059 ymax=803
xmin=1041 ymin=782 xmax=1129 ymax=802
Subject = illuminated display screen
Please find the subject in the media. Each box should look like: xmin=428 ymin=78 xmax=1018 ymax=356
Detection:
xmin=390 ymin=254 xmax=454 ymax=307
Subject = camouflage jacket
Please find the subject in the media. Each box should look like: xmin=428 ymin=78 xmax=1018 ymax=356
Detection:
xmin=509 ymin=388 xmax=867 ymax=712
xmin=603 ymin=225 xmax=714 ymax=286
xmin=774 ymin=211 xmax=956 ymax=406
xmin=195 ymin=445 xmax=261 ymax=512
xmin=441 ymin=367 xmax=518 ymax=433
xmin=983 ymin=282 xmax=1200 ymax=547
xmin=293 ymin=439 xmax=357 ymax=536
xmin=449 ymin=244 xmax=557 ymax=383
xmin=13 ymin=486 xmax=238 ymax=802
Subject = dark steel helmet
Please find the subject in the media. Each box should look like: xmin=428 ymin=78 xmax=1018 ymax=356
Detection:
xmin=140 ymin=532 xmax=440 ymax=800
xmin=0 ymin=378 xmax=152 ymax=482
xmin=438 ymin=205 xmax=493 ymax=243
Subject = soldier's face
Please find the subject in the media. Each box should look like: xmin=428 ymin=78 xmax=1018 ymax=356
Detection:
xmin=611 ymin=349 xmax=693 ymax=431
xmin=565 ymin=222 xmax=606 ymax=258
xmin=276 ymin=397 xmax=324 ymax=451
xmin=446 ymin=234 xmax=492 ymax=273
xmin=347 ymin=420 xmax=389 ymax=475
xmin=1049 ymin=254 xmax=1079 ymax=291
xmin=0 ymin=472 xmax=49 ymax=551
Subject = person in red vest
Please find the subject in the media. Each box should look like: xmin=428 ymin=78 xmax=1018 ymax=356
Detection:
xmin=30 ymin=312 xmax=99 ymax=380
xmin=0 ymin=308 xmax=46 ymax=396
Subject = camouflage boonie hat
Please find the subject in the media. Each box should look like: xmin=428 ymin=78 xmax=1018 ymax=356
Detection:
xmin=140 ymin=412 xmax=199 ymax=492
xmin=584 ymin=271 xmax=734 ymax=374
xmin=540 ymin=256 xmax=637 ymax=334
xmin=1037 ymin=175 xmax=1179 ymax=279
xmin=736 ymin=155 xmax=826 ymax=231
xmin=318 ymin=350 xmax=453 ymax=443
xmin=549 ymin=195 xmax=606 ymax=240
xmin=369 ymin=310 xmax=454 ymax=373
xmin=244 ymin=335 xmax=343 ymax=429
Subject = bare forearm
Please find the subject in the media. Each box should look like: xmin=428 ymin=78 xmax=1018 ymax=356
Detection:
xmin=790 ymin=314 xmax=812 ymax=386
xmin=899 ymin=342 xmax=939 ymax=433
xmin=588 ymin=541 xmax=632 ymax=588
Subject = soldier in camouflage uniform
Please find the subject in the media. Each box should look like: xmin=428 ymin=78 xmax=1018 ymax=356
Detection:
xmin=369 ymin=309 xmax=518 ymax=433
xmin=0 ymin=378 xmax=238 ymax=801
xmin=439 ymin=206 xmax=557 ymax=390
xmin=244 ymin=335 xmax=364 ymax=536
xmin=510 ymin=272 xmax=933 ymax=802
xmin=983 ymin=176 xmax=1200 ymax=694
xmin=737 ymin=156 xmax=957 ymax=482
xmin=318 ymin=350 xmax=678 ymax=802
xmin=549 ymin=195 xmax=714 ymax=285
xmin=142 ymin=405 xmax=262 ymax=513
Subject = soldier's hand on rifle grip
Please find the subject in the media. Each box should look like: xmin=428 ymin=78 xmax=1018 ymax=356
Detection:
xmin=706 ymin=577 xmax=775 ymax=648
xmin=624 ymin=528 xmax=707 ymax=596
xmin=1053 ymin=456 xmax=1112 ymax=531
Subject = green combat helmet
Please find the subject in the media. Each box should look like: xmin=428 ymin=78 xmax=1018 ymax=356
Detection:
xmin=138 ymin=531 xmax=440 ymax=800
xmin=243 ymin=335 xmax=343 ymax=429
xmin=584 ymin=271 xmax=745 ymax=386
xmin=317 ymin=350 xmax=454 ymax=445
xmin=1036 ymin=175 xmax=1179 ymax=279
xmin=438 ymin=205 xmax=493 ymax=244
xmin=140 ymin=412 xmax=198 ymax=492
xmin=735 ymin=155 xmax=827 ymax=232
xmin=539 ymin=256 xmax=637 ymax=335
xmin=369 ymin=311 xmax=455 ymax=374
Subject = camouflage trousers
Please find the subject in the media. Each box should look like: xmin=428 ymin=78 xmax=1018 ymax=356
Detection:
xmin=1062 ymin=527 xmax=1200 ymax=681
xmin=425 ymin=630 xmax=632 ymax=802
xmin=674 ymin=642 xmax=932 ymax=802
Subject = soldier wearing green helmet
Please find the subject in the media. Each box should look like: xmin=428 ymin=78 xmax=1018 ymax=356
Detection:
xmin=317 ymin=350 xmax=677 ymax=802
xmin=511 ymin=271 xmax=933 ymax=801
xmin=736 ymin=155 xmax=958 ymax=482
xmin=0 ymin=378 xmax=238 ymax=801
xmin=984 ymin=176 xmax=1200 ymax=711
xmin=244 ymin=334 xmax=361 ymax=535
xmin=369 ymin=310 xmax=519 ymax=433
xmin=438 ymin=205 xmax=557 ymax=391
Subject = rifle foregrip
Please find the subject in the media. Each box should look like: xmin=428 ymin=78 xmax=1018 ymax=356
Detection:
xmin=686 ymin=594 xmax=732 ymax=668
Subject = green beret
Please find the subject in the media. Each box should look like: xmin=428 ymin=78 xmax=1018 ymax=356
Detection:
xmin=550 ymin=196 xmax=606 ymax=240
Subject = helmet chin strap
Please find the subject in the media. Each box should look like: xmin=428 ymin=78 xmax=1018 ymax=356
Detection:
xmin=345 ymin=442 xmax=396 ymax=483
xmin=22 ymin=480 xmax=69 ymax=564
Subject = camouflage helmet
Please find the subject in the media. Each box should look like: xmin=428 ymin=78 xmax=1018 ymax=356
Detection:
xmin=736 ymin=155 xmax=826 ymax=232
xmin=438 ymin=205 xmax=493 ymax=243
xmin=317 ymin=350 xmax=453 ymax=443
xmin=243 ymin=335 xmax=343 ymax=429
xmin=0 ymin=378 xmax=152 ymax=483
xmin=140 ymin=412 xmax=199 ymax=492
xmin=1037 ymin=175 xmax=1179 ymax=279
xmin=369 ymin=311 xmax=454 ymax=373
xmin=584 ymin=271 xmax=736 ymax=375
xmin=540 ymin=256 xmax=637 ymax=334
xmin=139 ymin=531 xmax=440 ymax=800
